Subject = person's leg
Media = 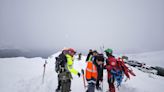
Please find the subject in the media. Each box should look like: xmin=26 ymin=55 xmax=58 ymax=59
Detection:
xmin=87 ymin=83 xmax=95 ymax=92
xmin=68 ymin=79 xmax=71 ymax=91
xmin=108 ymin=77 xmax=115 ymax=92
xmin=58 ymin=80 xmax=61 ymax=89
xmin=56 ymin=74 xmax=61 ymax=91
xmin=61 ymin=81 xmax=68 ymax=92
xmin=109 ymin=83 xmax=115 ymax=92
xmin=96 ymin=79 xmax=101 ymax=90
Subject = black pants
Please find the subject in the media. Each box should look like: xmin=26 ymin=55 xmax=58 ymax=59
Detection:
xmin=57 ymin=72 xmax=72 ymax=92
xmin=61 ymin=79 xmax=71 ymax=92
xmin=108 ymin=76 xmax=115 ymax=92
xmin=96 ymin=79 xmax=100 ymax=88
xmin=87 ymin=83 xmax=95 ymax=92
xmin=57 ymin=74 xmax=61 ymax=89
xmin=57 ymin=79 xmax=71 ymax=92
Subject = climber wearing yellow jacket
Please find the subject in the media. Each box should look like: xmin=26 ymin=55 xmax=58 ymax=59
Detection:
xmin=66 ymin=48 xmax=81 ymax=91
xmin=56 ymin=48 xmax=80 ymax=92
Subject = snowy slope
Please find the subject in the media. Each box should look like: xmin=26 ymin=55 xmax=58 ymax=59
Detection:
xmin=0 ymin=51 xmax=164 ymax=92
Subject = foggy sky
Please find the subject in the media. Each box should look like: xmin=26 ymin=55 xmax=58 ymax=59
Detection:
xmin=0 ymin=0 xmax=164 ymax=54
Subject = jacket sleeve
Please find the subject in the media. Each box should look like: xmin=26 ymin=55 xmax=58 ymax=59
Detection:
xmin=66 ymin=55 xmax=78 ymax=75
xmin=86 ymin=54 xmax=90 ymax=61
xmin=105 ymin=58 xmax=113 ymax=71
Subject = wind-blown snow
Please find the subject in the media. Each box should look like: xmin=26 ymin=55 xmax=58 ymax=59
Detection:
xmin=0 ymin=51 xmax=164 ymax=92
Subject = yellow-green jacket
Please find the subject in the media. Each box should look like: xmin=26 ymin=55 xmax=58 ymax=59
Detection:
xmin=66 ymin=54 xmax=78 ymax=75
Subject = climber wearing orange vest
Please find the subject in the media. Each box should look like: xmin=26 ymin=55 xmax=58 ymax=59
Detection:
xmin=85 ymin=54 xmax=104 ymax=92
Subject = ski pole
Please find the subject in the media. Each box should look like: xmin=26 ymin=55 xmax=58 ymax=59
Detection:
xmin=100 ymin=45 xmax=105 ymax=54
xmin=42 ymin=60 xmax=47 ymax=84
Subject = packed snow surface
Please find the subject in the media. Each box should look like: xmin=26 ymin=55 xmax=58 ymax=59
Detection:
xmin=0 ymin=51 xmax=164 ymax=92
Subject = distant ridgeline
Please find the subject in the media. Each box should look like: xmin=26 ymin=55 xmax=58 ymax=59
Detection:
xmin=0 ymin=49 xmax=55 ymax=58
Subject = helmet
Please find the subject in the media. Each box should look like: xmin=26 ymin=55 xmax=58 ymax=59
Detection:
xmin=62 ymin=48 xmax=69 ymax=54
xmin=68 ymin=48 xmax=76 ymax=53
xmin=89 ymin=49 xmax=92 ymax=52
xmin=104 ymin=48 xmax=113 ymax=54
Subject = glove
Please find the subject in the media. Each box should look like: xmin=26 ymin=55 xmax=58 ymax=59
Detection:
xmin=77 ymin=72 xmax=81 ymax=77
xmin=100 ymin=78 xmax=103 ymax=82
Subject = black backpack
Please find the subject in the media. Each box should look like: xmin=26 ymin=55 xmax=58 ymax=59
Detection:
xmin=55 ymin=53 xmax=67 ymax=73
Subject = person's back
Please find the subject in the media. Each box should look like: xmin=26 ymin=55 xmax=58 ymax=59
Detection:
xmin=106 ymin=55 xmax=117 ymax=71
xmin=86 ymin=49 xmax=93 ymax=61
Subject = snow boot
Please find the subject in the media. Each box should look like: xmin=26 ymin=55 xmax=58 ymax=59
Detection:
xmin=55 ymin=87 xmax=61 ymax=92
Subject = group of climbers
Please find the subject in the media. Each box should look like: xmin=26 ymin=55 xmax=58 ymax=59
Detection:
xmin=55 ymin=48 xmax=80 ymax=92
xmin=55 ymin=48 xmax=135 ymax=92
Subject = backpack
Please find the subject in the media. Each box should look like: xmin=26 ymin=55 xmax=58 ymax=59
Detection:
xmin=55 ymin=53 xmax=67 ymax=73
xmin=106 ymin=57 xmax=126 ymax=87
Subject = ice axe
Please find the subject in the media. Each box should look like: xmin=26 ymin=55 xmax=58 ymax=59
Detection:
xmin=81 ymin=69 xmax=87 ymax=89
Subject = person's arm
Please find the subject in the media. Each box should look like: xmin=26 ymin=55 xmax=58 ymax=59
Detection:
xmin=66 ymin=55 xmax=78 ymax=75
xmin=104 ymin=58 xmax=112 ymax=71
xmin=86 ymin=54 xmax=90 ymax=61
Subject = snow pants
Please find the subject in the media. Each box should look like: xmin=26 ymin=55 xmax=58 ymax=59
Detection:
xmin=86 ymin=83 xmax=95 ymax=92
xmin=108 ymin=76 xmax=115 ymax=92
xmin=58 ymin=71 xmax=72 ymax=92
xmin=61 ymin=79 xmax=71 ymax=92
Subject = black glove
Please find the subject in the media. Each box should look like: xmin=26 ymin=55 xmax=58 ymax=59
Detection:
xmin=77 ymin=72 xmax=81 ymax=77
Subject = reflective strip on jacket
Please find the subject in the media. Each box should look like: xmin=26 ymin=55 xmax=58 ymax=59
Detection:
xmin=85 ymin=61 xmax=97 ymax=84
xmin=66 ymin=54 xmax=78 ymax=75
xmin=88 ymin=55 xmax=92 ymax=61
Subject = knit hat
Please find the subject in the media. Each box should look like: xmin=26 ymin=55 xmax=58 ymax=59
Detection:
xmin=104 ymin=48 xmax=113 ymax=54
xmin=93 ymin=50 xmax=98 ymax=53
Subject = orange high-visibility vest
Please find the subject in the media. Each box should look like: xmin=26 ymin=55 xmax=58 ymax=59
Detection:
xmin=85 ymin=61 xmax=97 ymax=83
